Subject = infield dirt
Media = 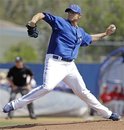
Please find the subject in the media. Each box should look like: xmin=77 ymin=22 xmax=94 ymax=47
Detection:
xmin=0 ymin=117 xmax=124 ymax=130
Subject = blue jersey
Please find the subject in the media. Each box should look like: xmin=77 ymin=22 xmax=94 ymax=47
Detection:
xmin=43 ymin=12 xmax=92 ymax=60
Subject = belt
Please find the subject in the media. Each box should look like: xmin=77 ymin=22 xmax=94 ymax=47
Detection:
xmin=52 ymin=55 xmax=73 ymax=62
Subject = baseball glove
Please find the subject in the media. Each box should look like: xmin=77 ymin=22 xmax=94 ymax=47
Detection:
xmin=26 ymin=24 xmax=39 ymax=38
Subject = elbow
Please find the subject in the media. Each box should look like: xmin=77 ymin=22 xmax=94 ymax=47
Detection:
xmin=37 ymin=12 xmax=45 ymax=20
xmin=31 ymin=12 xmax=45 ymax=23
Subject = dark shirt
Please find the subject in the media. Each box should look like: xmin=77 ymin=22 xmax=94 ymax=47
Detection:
xmin=7 ymin=66 xmax=33 ymax=87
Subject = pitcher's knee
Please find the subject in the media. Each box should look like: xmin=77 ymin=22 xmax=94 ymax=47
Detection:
xmin=78 ymin=88 xmax=90 ymax=94
xmin=42 ymin=85 xmax=54 ymax=92
xmin=77 ymin=89 xmax=91 ymax=98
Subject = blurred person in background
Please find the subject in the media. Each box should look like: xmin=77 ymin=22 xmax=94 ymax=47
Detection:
xmin=109 ymin=86 xmax=120 ymax=115
xmin=100 ymin=86 xmax=112 ymax=106
xmin=118 ymin=86 xmax=124 ymax=116
xmin=123 ymin=87 xmax=124 ymax=115
xmin=99 ymin=85 xmax=121 ymax=115
xmin=110 ymin=86 xmax=119 ymax=100
xmin=0 ymin=72 xmax=8 ymax=88
xmin=6 ymin=57 xmax=36 ymax=119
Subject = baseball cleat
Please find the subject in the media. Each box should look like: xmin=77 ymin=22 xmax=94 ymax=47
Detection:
xmin=3 ymin=102 xmax=14 ymax=113
xmin=109 ymin=113 xmax=121 ymax=121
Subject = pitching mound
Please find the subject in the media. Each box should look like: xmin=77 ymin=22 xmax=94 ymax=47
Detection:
xmin=1 ymin=119 xmax=124 ymax=130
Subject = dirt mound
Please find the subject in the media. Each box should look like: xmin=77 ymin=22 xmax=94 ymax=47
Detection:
xmin=1 ymin=120 xmax=124 ymax=130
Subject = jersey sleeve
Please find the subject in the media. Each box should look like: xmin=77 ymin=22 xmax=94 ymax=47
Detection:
xmin=81 ymin=30 xmax=92 ymax=47
xmin=42 ymin=12 xmax=64 ymax=30
xmin=42 ymin=12 xmax=56 ymax=27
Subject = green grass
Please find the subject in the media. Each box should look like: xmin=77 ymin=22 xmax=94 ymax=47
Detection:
xmin=0 ymin=121 xmax=24 ymax=127
xmin=0 ymin=117 xmax=84 ymax=128
xmin=0 ymin=119 xmax=26 ymax=127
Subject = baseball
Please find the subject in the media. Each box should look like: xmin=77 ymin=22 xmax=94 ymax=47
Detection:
xmin=110 ymin=24 xmax=116 ymax=32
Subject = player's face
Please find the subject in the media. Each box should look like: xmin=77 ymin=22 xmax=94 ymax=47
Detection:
xmin=67 ymin=11 xmax=81 ymax=22
xmin=15 ymin=61 xmax=24 ymax=69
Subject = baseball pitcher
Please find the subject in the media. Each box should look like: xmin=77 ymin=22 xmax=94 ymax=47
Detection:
xmin=3 ymin=4 xmax=120 ymax=121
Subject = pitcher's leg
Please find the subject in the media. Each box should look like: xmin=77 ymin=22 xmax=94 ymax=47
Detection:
xmin=13 ymin=86 xmax=50 ymax=109
xmin=8 ymin=90 xmax=17 ymax=118
xmin=3 ymin=57 xmax=67 ymax=112
xmin=64 ymin=64 xmax=112 ymax=118
xmin=21 ymin=88 xmax=36 ymax=119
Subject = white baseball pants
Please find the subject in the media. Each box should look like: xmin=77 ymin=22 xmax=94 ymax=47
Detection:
xmin=12 ymin=54 xmax=112 ymax=118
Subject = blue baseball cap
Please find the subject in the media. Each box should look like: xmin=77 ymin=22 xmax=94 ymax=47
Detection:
xmin=65 ymin=4 xmax=81 ymax=14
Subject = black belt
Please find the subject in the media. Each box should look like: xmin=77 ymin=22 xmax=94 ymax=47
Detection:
xmin=52 ymin=55 xmax=73 ymax=62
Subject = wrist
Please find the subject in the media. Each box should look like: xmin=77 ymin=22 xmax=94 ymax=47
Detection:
xmin=102 ymin=32 xmax=107 ymax=37
xmin=28 ymin=21 xmax=36 ymax=27
xmin=100 ymin=32 xmax=107 ymax=39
